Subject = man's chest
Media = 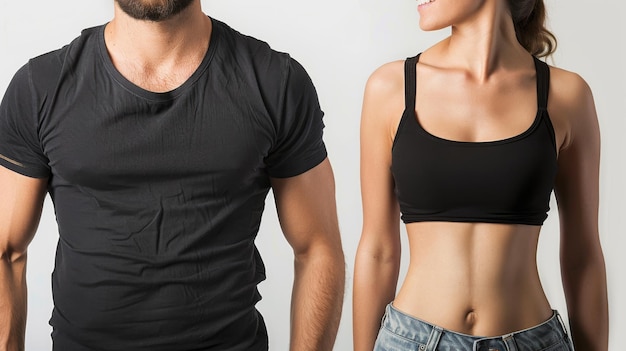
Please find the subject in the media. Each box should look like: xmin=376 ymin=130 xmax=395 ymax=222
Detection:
xmin=38 ymin=88 xmax=274 ymax=189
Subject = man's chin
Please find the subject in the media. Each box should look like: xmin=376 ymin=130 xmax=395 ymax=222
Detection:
xmin=115 ymin=0 xmax=195 ymax=22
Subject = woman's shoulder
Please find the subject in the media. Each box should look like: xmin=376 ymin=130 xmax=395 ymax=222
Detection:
xmin=365 ymin=60 xmax=406 ymax=97
xmin=549 ymin=65 xmax=592 ymax=101
xmin=360 ymin=60 xmax=409 ymax=141
xmin=547 ymin=63 xmax=598 ymax=151
xmin=548 ymin=64 xmax=595 ymax=119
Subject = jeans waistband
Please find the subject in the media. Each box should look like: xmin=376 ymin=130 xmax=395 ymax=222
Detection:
xmin=382 ymin=304 xmax=570 ymax=351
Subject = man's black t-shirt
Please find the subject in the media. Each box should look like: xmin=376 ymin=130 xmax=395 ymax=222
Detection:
xmin=0 ymin=18 xmax=327 ymax=350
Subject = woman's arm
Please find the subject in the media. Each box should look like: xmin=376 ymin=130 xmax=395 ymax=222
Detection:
xmin=551 ymin=68 xmax=608 ymax=351
xmin=353 ymin=62 xmax=405 ymax=351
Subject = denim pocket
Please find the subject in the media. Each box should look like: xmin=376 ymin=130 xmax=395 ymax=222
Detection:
xmin=373 ymin=327 xmax=424 ymax=351
xmin=538 ymin=339 xmax=573 ymax=351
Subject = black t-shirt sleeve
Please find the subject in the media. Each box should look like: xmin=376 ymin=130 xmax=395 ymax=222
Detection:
xmin=264 ymin=58 xmax=327 ymax=178
xmin=0 ymin=63 xmax=51 ymax=178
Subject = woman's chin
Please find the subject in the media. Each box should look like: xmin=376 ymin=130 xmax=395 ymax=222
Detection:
xmin=418 ymin=19 xmax=447 ymax=32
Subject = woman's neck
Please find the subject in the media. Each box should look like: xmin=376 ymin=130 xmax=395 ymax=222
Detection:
xmin=438 ymin=0 xmax=529 ymax=82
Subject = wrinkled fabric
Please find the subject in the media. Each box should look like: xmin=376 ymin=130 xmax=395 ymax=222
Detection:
xmin=0 ymin=17 xmax=326 ymax=350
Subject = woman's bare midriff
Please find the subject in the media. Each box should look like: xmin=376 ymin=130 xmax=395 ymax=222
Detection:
xmin=393 ymin=221 xmax=553 ymax=337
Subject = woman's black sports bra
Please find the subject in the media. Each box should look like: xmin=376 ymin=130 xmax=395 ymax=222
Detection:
xmin=391 ymin=54 xmax=558 ymax=225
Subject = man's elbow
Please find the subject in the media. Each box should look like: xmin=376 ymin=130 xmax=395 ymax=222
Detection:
xmin=0 ymin=246 xmax=28 ymax=266
xmin=295 ymin=240 xmax=344 ymax=265
xmin=293 ymin=236 xmax=344 ymax=278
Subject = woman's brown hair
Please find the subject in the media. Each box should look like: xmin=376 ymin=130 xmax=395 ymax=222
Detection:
xmin=507 ymin=0 xmax=557 ymax=57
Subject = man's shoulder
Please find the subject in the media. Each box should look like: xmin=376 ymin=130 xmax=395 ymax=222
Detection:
xmin=212 ymin=18 xmax=291 ymax=69
xmin=28 ymin=25 xmax=103 ymax=79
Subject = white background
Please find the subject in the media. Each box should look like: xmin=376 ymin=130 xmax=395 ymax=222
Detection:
xmin=0 ymin=0 xmax=624 ymax=350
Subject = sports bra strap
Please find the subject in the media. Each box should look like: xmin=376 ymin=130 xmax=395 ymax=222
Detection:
xmin=404 ymin=54 xmax=420 ymax=111
xmin=533 ymin=56 xmax=550 ymax=110
xmin=405 ymin=55 xmax=550 ymax=111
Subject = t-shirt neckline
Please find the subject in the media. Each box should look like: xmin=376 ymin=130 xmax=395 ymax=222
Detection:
xmin=97 ymin=17 xmax=220 ymax=102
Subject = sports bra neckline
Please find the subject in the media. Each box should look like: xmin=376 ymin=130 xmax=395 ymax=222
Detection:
xmin=391 ymin=53 xmax=557 ymax=226
xmin=397 ymin=53 xmax=550 ymax=147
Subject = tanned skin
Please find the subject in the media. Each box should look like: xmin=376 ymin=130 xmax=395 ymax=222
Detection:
xmin=353 ymin=0 xmax=608 ymax=350
xmin=0 ymin=1 xmax=345 ymax=350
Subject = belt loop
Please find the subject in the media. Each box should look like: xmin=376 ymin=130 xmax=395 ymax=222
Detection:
xmin=556 ymin=311 xmax=569 ymax=337
xmin=424 ymin=326 xmax=443 ymax=351
xmin=503 ymin=333 xmax=518 ymax=351
xmin=380 ymin=304 xmax=390 ymax=327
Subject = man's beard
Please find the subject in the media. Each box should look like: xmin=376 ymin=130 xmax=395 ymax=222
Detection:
xmin=115 ymin=0 xmax=195 ymax=22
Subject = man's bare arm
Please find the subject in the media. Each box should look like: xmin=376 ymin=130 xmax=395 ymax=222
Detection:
xmin=270 ymin=158 xmax=345 ymax=351
xmin=0 ymin=166 xmax=47 ymax=351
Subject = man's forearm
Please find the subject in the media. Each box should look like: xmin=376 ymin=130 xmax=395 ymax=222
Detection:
xmin=290 ymin=246 xmax=345 ymax=351
xmin=0 ymin=253 xmax=27 ymax=351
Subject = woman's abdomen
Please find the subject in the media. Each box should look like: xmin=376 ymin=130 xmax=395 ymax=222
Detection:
xmin=393 ymin=221 xmax=553 ymax=337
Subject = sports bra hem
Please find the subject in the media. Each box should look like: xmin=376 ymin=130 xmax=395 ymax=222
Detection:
xmin=401 ymin=216 xmax=545 ymax=226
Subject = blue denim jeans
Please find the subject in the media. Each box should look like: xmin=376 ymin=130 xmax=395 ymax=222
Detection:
xmin=374 ymin=304 xmax=574 ymax=351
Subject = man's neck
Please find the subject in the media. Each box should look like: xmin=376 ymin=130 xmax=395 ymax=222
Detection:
xmin=104 ymin=1 xmax=212 ymax=92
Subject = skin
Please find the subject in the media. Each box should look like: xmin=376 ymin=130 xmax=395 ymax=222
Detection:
xmin=0 ymin=169 xmax=47 ymax=351
xmin=353 ymin=0 xmax=608 ymax=350
xmin=0 ymin=1 xmax=345 ymax=350
xmin=271 ymin=160 xmax=344 ymax=351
